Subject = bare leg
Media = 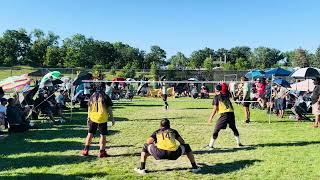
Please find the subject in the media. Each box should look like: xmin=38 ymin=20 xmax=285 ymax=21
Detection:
xmin=140 ymin=151 xmax=150 ymax=162
xmin=99 ymin=135 xmax=107 ymax=150
xmin=186 ymin=152 xmax=196 ymax=164
xmin=84 ymin=133 xmax=94 ymax=146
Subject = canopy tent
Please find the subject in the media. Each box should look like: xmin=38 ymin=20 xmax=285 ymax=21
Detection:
xmin=28 ymin=69 xmax=50 ymax=77
xmin=289 ymin=79 xmax=315 ymax=91
xmin=73 ymin=72 xmax=93 ymax=86
xmin=265 ymin=68 xmax=292 ymax=77
xmin=0 ymin=74 xmax=32 ymax=91
xmin=290 ymin=67 xmax=320 ymax=79
xmin=40 ymin=71 xmax=62 ymax=84
xmin=273 ymin=78 xmax=291 ymax=88
xmin=245 ymin=70 xmax=265 ymax=79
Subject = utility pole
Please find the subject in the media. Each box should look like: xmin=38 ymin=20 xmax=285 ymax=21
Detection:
xmin=224 ymin=53 xmax=227 ymax=63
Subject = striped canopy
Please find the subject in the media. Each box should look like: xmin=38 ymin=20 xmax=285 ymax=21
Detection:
xmin=0 ymin=74 xmax=32 ymax=91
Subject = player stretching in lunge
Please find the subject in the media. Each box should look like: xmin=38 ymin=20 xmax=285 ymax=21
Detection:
xmin=205 ymin=84 xmax=243 ymax=150
xmin=134 ymin=118 xmax=201 ymax=174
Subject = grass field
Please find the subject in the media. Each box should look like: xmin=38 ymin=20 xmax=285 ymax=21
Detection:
xmin=1 ymin=98 xmax=320 ymax=179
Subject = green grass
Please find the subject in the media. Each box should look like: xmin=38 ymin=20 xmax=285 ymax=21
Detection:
xmin=1 ymin=98 xmax=320 ymax=179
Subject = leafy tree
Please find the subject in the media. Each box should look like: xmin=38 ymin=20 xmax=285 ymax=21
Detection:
xmin=250 ymin=47 xmax=284 ymax=69
xmin=123 ymin=63 xmax=136 ymax=78
xmin=222 ymin=62 xmax=235 ymax=70
xmin=0 ymin=29 xmax=31 ymax=66
xmin=293 ymin=48 xmax=309 ymax=67
xmin=203 ymin=57 xmax=214 ymax=70
xmin=145 ymin=45 xmax=166 ymax=67
xmin=310 ymin=46 xmax=320 ymax=68
xmin=216 ymin=48 xmax=231 ymax=62
xmin=150 ymin=62 xmax=158 ymax=80
xmin=168 ymin=52 xmax=188 ymax=69
xmin=229 ymin=46 xmax=251 ymax=63
xmin=44 ymin=46 xmax=62 ymax=67
xmin=189 ymin=47 xmax=215 ymax=69
xmin=234 ymin=58 xmax=250 ymax=70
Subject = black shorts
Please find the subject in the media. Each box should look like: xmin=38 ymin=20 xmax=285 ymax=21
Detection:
xmin=148 ymin=144 xmax=184 ymax=160
xmin=162 ymin=94 xmax=168 ymax=101
xmin=215 ymin=112 xmax=236 ymax=130
xmin=243 ymin=97 xmax=251 ymax=107
xmin=88 ymin=120 xmax=108 ymax=135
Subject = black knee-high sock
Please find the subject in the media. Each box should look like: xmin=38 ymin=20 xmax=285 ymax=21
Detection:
xmin=140 ymin=162 xmax=146 ymax=170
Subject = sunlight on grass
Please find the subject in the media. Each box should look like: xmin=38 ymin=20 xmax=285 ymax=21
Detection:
xmin=1 ymin=98 xmax=320 ymax=179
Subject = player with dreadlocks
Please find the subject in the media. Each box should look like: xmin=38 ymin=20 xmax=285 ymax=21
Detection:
xmin=205 ymin=83 xmax=243 ymax=150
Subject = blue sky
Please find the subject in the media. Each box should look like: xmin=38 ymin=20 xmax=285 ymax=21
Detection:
xmin=1 ymin=0 xmax=320 ymax=57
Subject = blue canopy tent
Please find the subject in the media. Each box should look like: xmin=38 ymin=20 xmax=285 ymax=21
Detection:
xmin=265 ymin=67 xmax=292 ymax=77
xmin=273 ymin=78 xmax=291 ymax=88
xmin=245 ymin=70 xmax=265 ymax=79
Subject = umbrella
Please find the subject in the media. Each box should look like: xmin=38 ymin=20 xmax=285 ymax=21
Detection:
xmin=41 ymin=71 xmax=62 ymax=84
xmin=126 ymin=78 xmax=135 ymax=82
xmin=188 ymin=78 xmax=199 ymax=81
xmin=245 ymin=70 xmax=265 ymax=79
xmin=289 ymin=79 xmax=315 ymax=91
xmin=273 ymin=78 xmax=291 ymax=88
xmin=265 ymin=68 xmax=292 ymax=77
xmin=0 ymin=74 xmax=32 ymax=91
xmin=52 ymin=79 xmax=63 ymax=86
xmin=290 ymin=67 xmax=320 ymax=79
xmin=73 ymin=72 xmax=93 ymax=86
xmin=28 ymin=69 xmax=50 ymax=77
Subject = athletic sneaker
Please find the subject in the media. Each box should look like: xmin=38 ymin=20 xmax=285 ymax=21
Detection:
xmin=81 ymin=149 xmax=89 ymax=156
xmin=203 ymin=145 xmax=214 ymax=151
xmin=237 ymin=143 xmax=244 ymax=148
xmin=134 ymin=168 xmax=146 ymax=175
xmin=245 ymin=119 xmax=250 ymax=123
xmin=191 ymin=166 xmax=201 ymax=173
xmin=98 ymin=150 xmax=108 ymax=158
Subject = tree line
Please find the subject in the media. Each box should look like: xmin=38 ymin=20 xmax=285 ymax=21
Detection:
xmin=1 ymin=28 xmax=320 ymax=70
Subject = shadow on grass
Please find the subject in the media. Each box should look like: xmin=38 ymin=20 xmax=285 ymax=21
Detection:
xmin=113 ymin=103 xmax=163 ymax=107
xmin=147 ymin=160 xmax=261 ymax=174
xmin=131 ymin=117 xmax=192 ymax=122
xmin=193 ymin=146 xmax=256 ymax=155
xmin=0 ymin=172 xmax=106 ymax=180
xmin=197 ymin=160 xmax=261 ymax=174
xmin=0 ymin=155 xmax=96 ymax=171
xmin=183 ymin=107 xmax=212 ymax=110
xmin=253 ymin=141 xmax=320 ymax=147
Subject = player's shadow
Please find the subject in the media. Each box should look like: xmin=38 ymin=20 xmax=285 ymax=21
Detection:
xmin=115 ymin=104 xmax=163 ymax=107
xmin=0 ymin=172 xmax=106 ymax=180
xmin=253 ymin=141 xmax=320 ymax=147
xmin=197 ymin=160 xmax=261 ymax=174
xmin=193 ymin=146 xmax=256 ymax=155
xmin=0 ymin=155 xmax=96 ymax=171
xmin=183 ymin=107 xmax=212 ymax=110
xmin=132 ymin=117 xmax=193 ymax=121
xmin=147 ymin=160 xmax=261 ymax=174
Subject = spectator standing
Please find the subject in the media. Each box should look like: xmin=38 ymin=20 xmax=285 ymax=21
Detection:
xmin=311 ymin=77 xmax=320 ymax=128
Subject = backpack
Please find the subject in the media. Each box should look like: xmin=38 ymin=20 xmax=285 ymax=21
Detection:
xmin=88 ymin=92 xmax=109 ymax=123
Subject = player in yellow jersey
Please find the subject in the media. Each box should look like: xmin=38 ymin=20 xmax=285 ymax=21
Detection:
xmin=81 ymin=84 xmax=115 ymax=158
xmin=206 ymin=84 xmax=243 ymax=150
xmin=134 ymin=118 xmax=201 ymax=174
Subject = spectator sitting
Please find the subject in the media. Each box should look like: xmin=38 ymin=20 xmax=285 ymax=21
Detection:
xmin=191 ymin=85 xmax=198 ymax=99
xmin=0 ymin=98 xmax=8 ymax=131
xmin=0 ymin=87 xmax=4 ymax=99
xmin=55 ymin=90 xmax=68 ymax=122
xmin=200 ymin=86 xmax=209 ymax=99
xmin=290 ymin=92 xmax=304 ymax=120
xmin=6 ymin=98 xmax=30 ymax=133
